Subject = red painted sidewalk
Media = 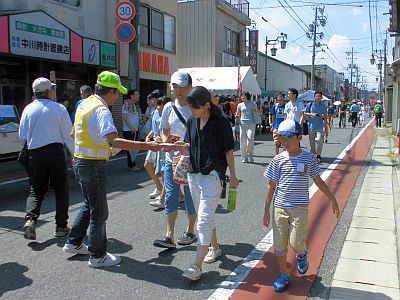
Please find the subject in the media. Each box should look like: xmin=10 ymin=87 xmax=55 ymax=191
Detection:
xmin=230 ymin=124 xmax=376 ymax=300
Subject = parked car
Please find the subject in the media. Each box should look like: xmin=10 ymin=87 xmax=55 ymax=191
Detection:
xmin=0 ymin=105 xmax=21 ymax=160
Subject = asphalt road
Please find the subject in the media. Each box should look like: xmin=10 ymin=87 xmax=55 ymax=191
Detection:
xmin=0 ymin=118 xmax=369 ymax=300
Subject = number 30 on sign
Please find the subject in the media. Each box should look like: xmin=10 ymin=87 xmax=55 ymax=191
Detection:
xmin=116 ymin=1 xmax=136 ymax=22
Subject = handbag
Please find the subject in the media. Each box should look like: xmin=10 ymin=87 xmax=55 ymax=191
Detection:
xmin=302 ymin=102 xmax=311 ymax=136
xmin=18 ymin=101 xmax=47 ymax=174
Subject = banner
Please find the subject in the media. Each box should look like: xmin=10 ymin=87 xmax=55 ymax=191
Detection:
xmin=249 ymin=30 xmax=258 ymax=75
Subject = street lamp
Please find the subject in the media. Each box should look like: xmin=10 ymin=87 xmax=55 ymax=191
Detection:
xmin=263 ymin=33 xmax=287 ymax=91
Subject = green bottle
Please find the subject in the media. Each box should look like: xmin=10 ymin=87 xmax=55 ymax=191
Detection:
xmin=227 ymin=188 xmax=237 ymax=210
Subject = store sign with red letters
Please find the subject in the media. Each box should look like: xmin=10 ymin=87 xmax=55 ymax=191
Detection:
xmin=139 ymin=50 xmax=170 ymax=76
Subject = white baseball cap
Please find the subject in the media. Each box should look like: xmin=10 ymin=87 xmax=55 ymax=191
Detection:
xmin=277 ymin=119 xmax=303 ymax=138
xmin=32 ymin=77 xmax=56 ymax=93
xmin=170 ymin=71 xmax=191 ymax=87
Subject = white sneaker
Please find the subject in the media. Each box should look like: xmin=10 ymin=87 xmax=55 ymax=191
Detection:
xmin=204 ymin=246 xmax=222 ymax=263
xmin=248 ymin=155 xmax=254 ymax=163
xmin=242 ymin=156 xmax=248 ymax=163
xmin=88 ymin=253 xmax=121 ymax=268
xmin=149 ymin=188 xmax=162 ymax=199
xmin=182 ymin=264 xmax=202 ymax=281
xmin=149 ymin=197 xmax=165 ymax=209
xmin=63 ymin=243 xmax=89 ymax=255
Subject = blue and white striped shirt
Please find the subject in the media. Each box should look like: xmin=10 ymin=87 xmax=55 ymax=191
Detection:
xmin=264 ymin=151 xmax=320 ymax=208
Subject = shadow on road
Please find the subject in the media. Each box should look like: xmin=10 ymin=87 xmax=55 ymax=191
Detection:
xmin=0 ymin=262 xmax=33 ymax=297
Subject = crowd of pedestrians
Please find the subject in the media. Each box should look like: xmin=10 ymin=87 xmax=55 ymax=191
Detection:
xmin=18 ymin=68 xmax=381 ymax=292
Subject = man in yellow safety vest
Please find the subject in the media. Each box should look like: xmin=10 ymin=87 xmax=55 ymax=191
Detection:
xmin=62 ymin=71 xmax=161 ymax=268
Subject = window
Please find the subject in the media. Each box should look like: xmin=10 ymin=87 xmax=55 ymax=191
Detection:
xmin=224 ymin=27 xmax=239 ymax=55
xmin=151 ymin=10 xmax=163 ymax=49
xmin=139 ymin=5 xmax=176 ymax=52
xmin=140 ymin=5 xmax=150 ymax=46
xmin=164 ymin=14 xmax=175 ymax=52
xmin=50 ymin=0 xmax=80 ymax=7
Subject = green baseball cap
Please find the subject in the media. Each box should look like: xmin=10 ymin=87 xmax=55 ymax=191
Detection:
xmin=97 ymin=71 xmax=127 ymax=94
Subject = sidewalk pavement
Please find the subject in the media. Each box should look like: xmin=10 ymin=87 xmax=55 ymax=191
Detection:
xmin=329 ymin=128 xmax=400 ymax=300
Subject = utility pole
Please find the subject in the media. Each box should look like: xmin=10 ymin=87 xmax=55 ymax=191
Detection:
xmin=355 ymin=65 xmax=360 ymax=99
xmin=346 ymin=47 xmax=357 ymax=100
xmin=310 ymin=7 xmax=318 ymax=91
xmin=128 ymin=0 xmax=140 ymax=90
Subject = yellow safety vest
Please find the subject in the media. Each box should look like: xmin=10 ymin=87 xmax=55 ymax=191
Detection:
xmin=74 ymin=95 xmax=111 ymax=160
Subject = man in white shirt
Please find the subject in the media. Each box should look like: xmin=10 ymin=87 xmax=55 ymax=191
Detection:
xmin=19 ymin=77 xmax=74 ymax=240
xmin=284 ymin=88 xmax=305 ymax=124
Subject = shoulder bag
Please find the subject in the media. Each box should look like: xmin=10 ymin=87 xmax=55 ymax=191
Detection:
xmin=18 ymin=102 xmax=46 ymax=174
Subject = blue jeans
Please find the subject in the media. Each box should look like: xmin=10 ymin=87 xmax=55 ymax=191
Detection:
xmin=164 ymin=160 xmax=196 ymax=215
xmin=67 ymin=158 xmax=108 ymax=259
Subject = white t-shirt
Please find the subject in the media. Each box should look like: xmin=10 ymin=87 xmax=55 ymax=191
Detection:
xmin=285 ymin=100 xmax=305 ymax=123
xmin=122 ymin=101 xmax=140 ymax=131
xmin=161 ymin=99 xmax=192 ymax=162
xmin=85 ymin=95 xmax=117 ymax=146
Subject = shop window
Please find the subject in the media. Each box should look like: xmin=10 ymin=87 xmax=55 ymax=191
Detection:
xmin=139 ymin=5 xmax=150 ymax=46
xmin=164 ymin=14 xmax=175 ymax=52
xmin=151 ymin=10 xmax=164 ymax=49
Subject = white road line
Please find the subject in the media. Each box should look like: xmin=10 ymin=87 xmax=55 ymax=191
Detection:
xmin=208 ymin=119 xmax=374 ymax=300
xmin=0 ymin=152 xmax=146 ymax=187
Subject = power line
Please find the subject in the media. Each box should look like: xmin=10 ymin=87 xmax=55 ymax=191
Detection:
xmin=276 ymin=0 xmax=310 ymax=33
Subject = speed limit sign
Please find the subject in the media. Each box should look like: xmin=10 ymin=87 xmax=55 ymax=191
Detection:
xmin=116 ymin=1 xmax=136 ymax=22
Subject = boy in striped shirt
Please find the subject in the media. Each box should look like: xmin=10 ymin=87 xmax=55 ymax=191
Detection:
xmin=263 ymin=119 xmax=340 ymax=293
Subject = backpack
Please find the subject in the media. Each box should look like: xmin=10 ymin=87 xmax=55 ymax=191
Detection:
xmin=374 ymin=105 xmax=381 ymax=113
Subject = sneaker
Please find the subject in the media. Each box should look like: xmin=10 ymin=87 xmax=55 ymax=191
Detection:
xmin=297 ymin=251 xmax=309 ymax=274
xmin=129 ymin=165 xmax=141 ymax=171
xmin=204 ymin=245 xmax=222 ymax=263
xmin=182 ymin=264 xmax=202 ymax=281
xmin=248 ymin=155 xmax=254 ymax=163
xmin=88 ymin=253 xmax=121 ymax=268
xmin=54 ymin=225 xmax=70 ymax=237
xmin=63 ymin=243 xmax=89 ymax=255
xmin=242 ymin=156 xmax=248 ymax=163
xmin=316 ymin=155 xmax=322 ymax=164
xmin=149 ymin=188 xmax=162 ymax=199
xmin=273 ymin=273 xmax=289 ymax=293
xmin=325 ymin=139 xmax=328 ymax=143
xmin=153 ymin=236 xmax=176 ymax=248
xmin=177 ymin=232 xmax=196 ymax=245
xmin=149 ymin=196 xmax=165 ymax=209
xmin=23 ymin=219 xmax=36 ymax=240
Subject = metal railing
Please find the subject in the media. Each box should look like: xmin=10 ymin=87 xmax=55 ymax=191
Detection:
xmin=221 ymin=0 xmax=249 ymax=17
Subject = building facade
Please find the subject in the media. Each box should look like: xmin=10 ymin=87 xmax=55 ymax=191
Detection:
xmin=178 ymin=0 xmax=250 ymax=68
xmin=0 ymin=0 xmax=118 ymax=115
xmin=257 ymin=52 xmax=309 ymax=97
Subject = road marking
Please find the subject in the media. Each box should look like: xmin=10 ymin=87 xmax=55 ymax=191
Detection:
xmin=208 ymin=118 xmax=374 ymax=300
xmin=0 ymin=152 xmax=146 ymax=186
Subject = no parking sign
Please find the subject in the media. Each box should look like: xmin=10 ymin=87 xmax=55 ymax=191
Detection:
xmin=115 ymin=1 xmax=136 ymax=43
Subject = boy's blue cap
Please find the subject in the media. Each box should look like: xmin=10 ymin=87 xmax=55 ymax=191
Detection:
xmin=277 ymin=119 xmax=302 ymax=138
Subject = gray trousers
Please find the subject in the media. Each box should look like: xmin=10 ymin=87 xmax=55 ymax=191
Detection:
xmin=308 ymin=129 xmax=323 ymax=156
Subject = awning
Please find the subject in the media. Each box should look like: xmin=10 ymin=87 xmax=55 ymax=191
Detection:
xmin=179 ymin=66 xmax=262 ymax=95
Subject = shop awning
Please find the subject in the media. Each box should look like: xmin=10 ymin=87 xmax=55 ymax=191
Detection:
xmin=179 ymin=66 xmax=262 ymax=95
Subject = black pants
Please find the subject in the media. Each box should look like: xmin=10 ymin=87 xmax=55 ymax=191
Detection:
xmin=351 ymin=112 xmax=358 ymax=128
xmin=25 ymin=143 xmax=69 ymax=227
xmin=122 ymin=130 xmax=139 ymax=168
xmin=375 ymin=112 xmax=382 ymax=127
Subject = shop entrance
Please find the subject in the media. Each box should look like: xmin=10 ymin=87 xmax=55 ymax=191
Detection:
xmin=139 ymin=79 xmax=167 ymax=111
xmin=0 ymin=83 xmax=27 ymax=116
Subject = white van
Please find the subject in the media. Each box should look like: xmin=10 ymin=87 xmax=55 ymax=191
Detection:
xmin=0 ymin=105 xmax=21 ymax=160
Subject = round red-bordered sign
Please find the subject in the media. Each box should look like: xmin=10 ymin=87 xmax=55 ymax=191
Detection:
xmin=115 ymin=23 xmax=136 ymax=43
xmin=116 ymin=1 xmax=136 ymax=22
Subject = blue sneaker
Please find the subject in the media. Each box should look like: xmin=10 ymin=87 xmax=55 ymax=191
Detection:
xmin=273 ymin=273 xmax=289 ymax=293
xmin=297 ymin=251 xmax=309 ymax=274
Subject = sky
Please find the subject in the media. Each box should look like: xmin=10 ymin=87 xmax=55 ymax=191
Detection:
xmin=248 ymin=0 xmax=390 ymax=91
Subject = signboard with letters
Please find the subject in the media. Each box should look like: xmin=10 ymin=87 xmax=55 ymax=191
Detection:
xmin=249 ymin=30 xmax=258 ymax=75
xmin=101 ymin=42 xmax=116 ymax=67
xmin=9 ymin=11 xmax=70 ymax=61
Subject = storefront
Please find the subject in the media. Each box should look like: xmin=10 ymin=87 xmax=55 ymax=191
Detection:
xmin=0 ymin=11 xmax=116 ymax=114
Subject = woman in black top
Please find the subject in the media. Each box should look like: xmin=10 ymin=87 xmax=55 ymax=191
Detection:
xmin=177 ymin=86 xmax=239 ymax=281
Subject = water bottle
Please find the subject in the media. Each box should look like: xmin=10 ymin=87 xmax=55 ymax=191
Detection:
xmin=227 ymin=188 xmax=237 ymax=210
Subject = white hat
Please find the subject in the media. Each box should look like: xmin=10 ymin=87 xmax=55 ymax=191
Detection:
xmin=170 ymin=71 xmax=191 ymax=87
xmin=277 ymin=119 xmax=303 ymax=138
xmin=32 ymin=77 xmax=56 ymax=93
